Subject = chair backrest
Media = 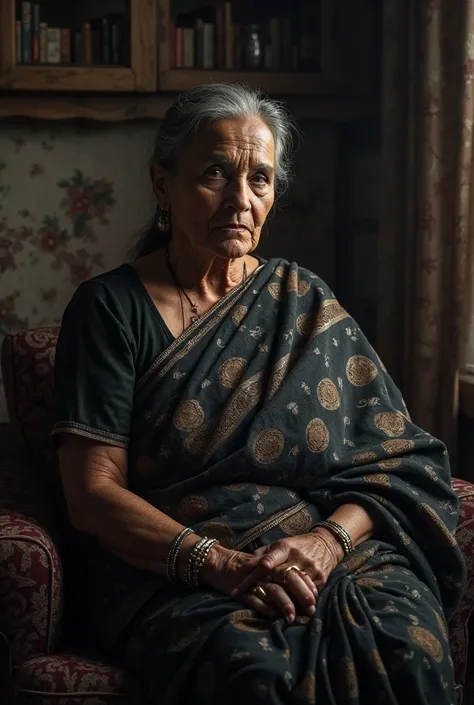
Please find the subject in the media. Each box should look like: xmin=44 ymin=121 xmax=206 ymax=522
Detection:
xmin=1 ymin=327 xmax=64 ymax=511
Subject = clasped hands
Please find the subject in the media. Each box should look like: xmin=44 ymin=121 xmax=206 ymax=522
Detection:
xmin=201 ymin=527 xmax=343 ymax=624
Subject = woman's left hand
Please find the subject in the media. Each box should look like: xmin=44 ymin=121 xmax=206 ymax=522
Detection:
xmin=231 ymin=529 xmax=343 ymax=619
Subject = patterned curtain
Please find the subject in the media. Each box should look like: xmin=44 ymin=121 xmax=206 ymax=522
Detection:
xmin=377 ymin=0 xmax=474 ymax=460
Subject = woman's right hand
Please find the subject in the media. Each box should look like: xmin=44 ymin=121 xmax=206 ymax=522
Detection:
xmin=197 ymin=543 xmax=317 ymax=622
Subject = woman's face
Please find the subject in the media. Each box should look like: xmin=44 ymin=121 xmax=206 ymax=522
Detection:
xmin=154 ymin=116 xmax=276 ymax=260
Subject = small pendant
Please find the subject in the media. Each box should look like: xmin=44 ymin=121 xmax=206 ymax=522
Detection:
xmin=191 ymin=304 xmax=198 ymax=314
xmin=190 ymin=315 xmax=199 ymax=323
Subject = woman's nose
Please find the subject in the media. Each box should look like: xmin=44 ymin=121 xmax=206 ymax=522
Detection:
xmin=224 ymin=178 xmax=251 ymax=211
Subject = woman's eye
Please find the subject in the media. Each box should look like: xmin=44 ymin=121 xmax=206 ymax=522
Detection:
xmin=252 ymin=173 xmax=269 ymax=185
xmin=205 ymin=167 xmax=226 ymax=179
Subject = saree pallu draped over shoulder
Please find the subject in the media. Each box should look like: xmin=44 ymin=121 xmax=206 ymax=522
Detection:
xmin=101 ymin=259 xmax=464 ymax=705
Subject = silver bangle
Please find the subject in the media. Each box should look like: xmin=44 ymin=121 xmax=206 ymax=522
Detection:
xmin=185 ymin=536 xmax=218 ymax=588
xmin=315 ymin=519 xmax=353 ymax=556
xmin=166 ymin=527 xmax=194 ymax=582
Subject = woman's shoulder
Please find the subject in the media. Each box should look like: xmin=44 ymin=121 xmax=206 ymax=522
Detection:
xmin=269 ymin=258 xmax=333 ymax=296
xmin=66 ymin=263 xmax=143 ymax=320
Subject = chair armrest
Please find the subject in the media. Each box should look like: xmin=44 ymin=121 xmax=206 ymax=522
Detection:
xmin=449 ymin=479 xmax=474 ymax=696
xmin=0 ymin=512 xmax=63 ymax=667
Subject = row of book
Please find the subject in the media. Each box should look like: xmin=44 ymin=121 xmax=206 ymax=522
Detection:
xmin=170 ymin=2 xmax=320 ymax=72
xmin=16 ymin=2 xmax=126 ymax=66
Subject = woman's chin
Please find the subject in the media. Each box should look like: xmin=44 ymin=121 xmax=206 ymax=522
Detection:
xmin=208 ymin=234 xmax=255 ymax=260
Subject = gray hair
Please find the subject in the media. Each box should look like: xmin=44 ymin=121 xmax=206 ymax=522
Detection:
xmin=132 ymin=83 xmax=298 ymax=258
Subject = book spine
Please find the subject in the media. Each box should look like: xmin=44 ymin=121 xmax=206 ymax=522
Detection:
xmin=111 ymin=20 xmax=121 ymax=64
xmin=82 ymin=23 xmax=92 ymax=64
xmin=101 ymin=17 xmax=110 ymax=64
xmin=233 ymin=23 xmax=242 ymax=69
xmin=224 ymin=2 xmax=233 ymax=69
xmin=175 ymin=27 xmax=183 ymax=68
xmin=215 ymin=4 xmax=225 ymax=69
xmin=92 ymin=30 xmax=101 ymax=64
xmin=264 ymin=44 xmax=273 ymax=71
xmin=39 ymin=22 xmax=47 ymax=63
xmin=194 ymin=18 xmax=203 ymax=68
xmin=73 ymin=30 xmax=82 ymax=64
xmin=15 ymin=20 xmax=22 ymax=64
xmin=46 ymin=27 xmax=60 ymax=64
xmin=281 ymin=16 xmax=293 ymax=70
xmin=21 ymin=1 xmax=31 ymax=64
xmin=270 ymin=18 xmax=281 ymax=70
xmin=60 ymin=27 xmax=71 ymax=64
xmin=202 ymin=22 xmax=214 ymax=69
xmin=32 ymin=4 xmax=40 ymax=63
xmin=182 ymin=28 xmax=195 ymax=68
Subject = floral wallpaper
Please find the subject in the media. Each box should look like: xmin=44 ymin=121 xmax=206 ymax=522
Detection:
xmin=0 ymin=119 xmax=336 ymax=422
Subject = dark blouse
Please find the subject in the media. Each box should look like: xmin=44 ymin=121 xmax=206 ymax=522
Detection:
xmin=53 ymin=264 xmax=173 ymax=446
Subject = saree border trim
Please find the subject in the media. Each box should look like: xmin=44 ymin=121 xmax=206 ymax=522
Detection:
xmin=51 ymin=422 xmax=129 ymax=448
xmin=232 ymin=500 xmax=309 ymax=551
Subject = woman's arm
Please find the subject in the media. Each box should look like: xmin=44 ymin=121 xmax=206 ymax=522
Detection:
xmin=58 ymin=434 xmax=201 ymax=580
xmin=59 ymin=434 xmax=319 ymax=620
xmin=311 ymin=503 xmax=376 ymax=561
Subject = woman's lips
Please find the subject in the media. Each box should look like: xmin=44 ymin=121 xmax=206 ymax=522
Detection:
xmin=215 ymin=224 xmax=249 ymax=231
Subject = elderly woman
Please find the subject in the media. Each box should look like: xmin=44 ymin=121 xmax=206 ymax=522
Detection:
xmin=53 ymin=83 xmax=465 ymax=705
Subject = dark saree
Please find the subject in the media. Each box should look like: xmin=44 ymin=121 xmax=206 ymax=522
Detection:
xmin=60 ymin=258 xmax=466 ymax=705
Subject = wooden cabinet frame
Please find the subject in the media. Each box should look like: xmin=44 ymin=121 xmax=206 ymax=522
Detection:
xmin=0 ymin=0 xmax=157 ymax=91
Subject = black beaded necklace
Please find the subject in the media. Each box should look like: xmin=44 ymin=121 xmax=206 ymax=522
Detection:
xmin=165 ymin=245 xmax=248 ymax=332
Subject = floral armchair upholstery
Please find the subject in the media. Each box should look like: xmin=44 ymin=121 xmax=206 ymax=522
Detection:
xmin=0 ymin=327 xmax=474 ymax=705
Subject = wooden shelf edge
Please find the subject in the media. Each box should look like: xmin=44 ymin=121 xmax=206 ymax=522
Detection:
xmin=0 ymin=94 xmax=175 ymax=121
xmin=0 ymin=66 xmax=138 ymax=92
xmin=0 ymin=92 xmax=377 ymax=122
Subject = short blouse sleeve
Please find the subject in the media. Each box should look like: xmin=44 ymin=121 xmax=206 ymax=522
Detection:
xmin=52 ymin=280 xmax=135 ymax=448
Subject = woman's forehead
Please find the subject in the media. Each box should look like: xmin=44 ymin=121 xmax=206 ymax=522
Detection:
xmin=187 ymin=117 xmax=275 ymax=164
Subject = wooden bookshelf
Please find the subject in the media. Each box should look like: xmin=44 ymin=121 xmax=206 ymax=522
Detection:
xmin=158 ymin=0 xmax=344 ymax=96
xmin=0 ymin=0 xmax=379 ymax=119
xmin=0 ymin=0 xmax=157 ymax=91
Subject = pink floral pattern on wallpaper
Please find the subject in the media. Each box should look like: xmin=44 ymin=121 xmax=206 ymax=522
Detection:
xmin=0 ymin=121 xmax=158 ymax=422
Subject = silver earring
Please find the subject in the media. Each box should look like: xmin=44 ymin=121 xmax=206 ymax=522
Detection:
xmin=157 ymin=209 xmax=171 ymax=232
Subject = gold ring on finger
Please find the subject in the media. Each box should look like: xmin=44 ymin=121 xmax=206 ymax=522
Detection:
xmin=252 ymin=585 xmax=267 ymax=599
xmin=283 ymin=565 xmax=302 ymax=584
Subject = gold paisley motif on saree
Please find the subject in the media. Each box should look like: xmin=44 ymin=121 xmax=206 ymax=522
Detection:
xmin=218 ymin=357 xmax=247 ymax=389
xmin=280 ymin=507 xmax=312 ymax=535
xmin=199 ymin=522 xmax=235 ymax=547
xmin=176 ymin=495 xmax=209 ymax=523
xmin=252 ymin=428 xmax=285 ymax=464
xmin=378 ymin=458 xmax=402 ymax=469
xmin=352 ymin=450 xmax=378 ymax=466
xmin=306 ymin=418 xmax=330 ymax=453
xmin=316 ymin=378 xmax=340 ymax=410
xmin=346 ymin=355 xmax=379 ymax=386
xmin=407 ymin=626 xmax=443 ymax=663
xmin=173 ymin=400 xmax=205 ymax=431
xmin=382 ymin=439 xmax=415 ymax=455
xmin=314 ymin=298 xmax=350 ymax=335
xmin=374 ymin=411 xmax=406 ymax=437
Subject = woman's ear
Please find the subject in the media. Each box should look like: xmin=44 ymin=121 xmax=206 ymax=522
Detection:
xmin=150 ymin=163 xmax=169 ymax=209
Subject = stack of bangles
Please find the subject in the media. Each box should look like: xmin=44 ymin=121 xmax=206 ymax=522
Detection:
xmin=165 ymin=527 xmax=219 ymax=588
xmin=166 ymin=519 xmax=353 ymax=594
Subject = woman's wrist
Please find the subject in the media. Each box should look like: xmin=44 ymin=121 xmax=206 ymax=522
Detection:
xmin=309 ymin=526 xmax=344 ymax=566
xmin=175 ymin=533 xmax=201 ymax=582
xmin=199 ymin=543 xmax=229 ymax=585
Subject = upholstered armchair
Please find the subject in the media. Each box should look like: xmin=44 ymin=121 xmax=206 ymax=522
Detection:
xmin=1 ymin=327 xmax=474 ymax=704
